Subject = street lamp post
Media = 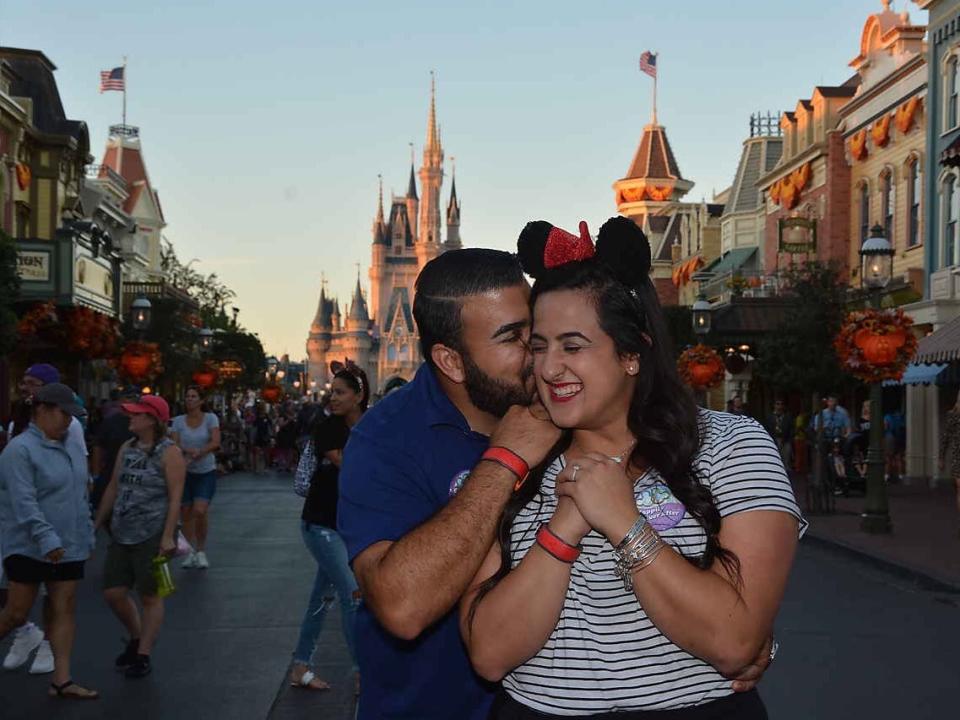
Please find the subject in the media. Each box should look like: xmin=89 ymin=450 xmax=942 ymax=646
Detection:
xmin=859 ymin=223 xmax=894 ymax=534
xmin=691 ymin=294 xmax=713 ymax=406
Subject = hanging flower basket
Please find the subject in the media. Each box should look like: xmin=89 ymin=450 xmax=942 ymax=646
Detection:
xmin=678 ymin=344 xmax=726 ymax=390
xmin=192 ymin=365 xmax=219 ymax=389
xmin=261 ymin=384 xmax=282 ymax=403
xmin=834 ymin=308 xmax=917 ymax=384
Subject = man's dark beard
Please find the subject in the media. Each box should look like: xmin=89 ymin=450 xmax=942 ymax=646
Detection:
xmin=462 ymin=352 xmax=532 ymax=419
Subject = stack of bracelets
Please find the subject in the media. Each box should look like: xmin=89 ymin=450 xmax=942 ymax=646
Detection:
xmin=612 ymin=515 xmax=666 ymax=590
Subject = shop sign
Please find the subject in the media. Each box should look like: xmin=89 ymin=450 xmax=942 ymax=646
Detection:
xmin=778 ymin=217 xmax=817 ymax=254
xmin=16 ymin=251 xmax=50 ymax=281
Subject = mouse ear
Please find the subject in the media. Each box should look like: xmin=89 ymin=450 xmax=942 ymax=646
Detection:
xmin=329 ymin=360 xmax=344 ymax=375
xmin=516 ymin=221 xmax=552 ymax=279
xmin=595 ymin=216 xmax=651 ymax=285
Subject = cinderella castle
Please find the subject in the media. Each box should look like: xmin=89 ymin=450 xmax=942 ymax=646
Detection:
xmin=306 ymin=78 xmax=462 ymax=394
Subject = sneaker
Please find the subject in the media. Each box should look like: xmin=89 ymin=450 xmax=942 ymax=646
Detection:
xmin=195 ymin=551 xmax=209 ymax=569
xmin=181 ymin=551 xmax=198 ymax=569
xmin=2 ymin=622 xmax=43 ymax=670
xmin=125 ymin=654 xmax=152 ymax=679
xmin=28 ymin=640 xmax=53 ymax=674
xmin=115 ymin=638 xmax=140 ymax=670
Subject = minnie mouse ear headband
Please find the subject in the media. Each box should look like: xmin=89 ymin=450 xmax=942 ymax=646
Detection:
xmin=517 ymin=216 xmax=651 ymax=287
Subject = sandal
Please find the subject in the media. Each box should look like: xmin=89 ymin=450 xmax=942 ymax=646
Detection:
xmin=48 ymin=680 xmax=100 ymax=700
xmin=290 ymin=669 xmax=330 ymax=691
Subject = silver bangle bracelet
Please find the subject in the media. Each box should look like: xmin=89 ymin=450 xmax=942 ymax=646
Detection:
xmin=613 ymin=518 xmax=665 ymax=591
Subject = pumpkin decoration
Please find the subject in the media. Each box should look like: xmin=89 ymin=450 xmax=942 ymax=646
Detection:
xmin=871 ymin=114 xmax=892 ymax=148
xmin=895 ymin=96 xmax=922 ymax=134
xmin=620 ymin=186 xmax=645 ymax=203
xmin=261 ymin=384 xmax=282 ymax=403
xmin=192 ymin=364 xmax=219 ymax=389
xmin=779 ymin=176 xmax=799 ymax=210
xmin=834 ymin=308 xmax=917 ymax=384
xmin=849 ymin=129 xmax=868 ymax=161
xmin=677 ymin=344 xmax=726 ymax=391
xmin=791 ymin=163 xmax=811 ymax=192
xmin=119 ymin=341 xmax=163 ymax=382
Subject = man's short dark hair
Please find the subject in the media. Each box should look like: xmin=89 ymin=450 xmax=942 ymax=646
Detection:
xmin=413 ymin=248 xmax=525 ymax=368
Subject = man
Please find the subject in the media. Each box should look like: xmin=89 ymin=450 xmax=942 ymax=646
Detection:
xmin=812 ymin=395 xmax=851 ymax=441
xmin=1 ymin=364 xmax=86 ymax=675
xmin=89 ymin=388 xmax=137 ymax=510
xmin=338 ymin=249 xmax=775 ymax=719
xmin=765 ymin=399 xmax=795 ymax=469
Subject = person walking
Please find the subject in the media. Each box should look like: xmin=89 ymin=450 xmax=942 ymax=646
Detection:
xmin=764 ymin=399 xmax=794 ymax=470
xmin=0 ymin=383 xmax=98 ymax=699
xmin=94 ymin=394 xmax=185 ymax=679
xmin=290 ymin=364 xmax=368 ymax=693
xmin=1 ymin=364 xmax=85 ymax=676
xmin=171 ymin=387 xmax=220 ymax=570
xmin=939 ymin=393 xmax=960 ymax=537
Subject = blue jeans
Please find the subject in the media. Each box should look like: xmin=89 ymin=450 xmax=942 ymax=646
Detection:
xmin=293 ymin=521 xmax=359 ymax=671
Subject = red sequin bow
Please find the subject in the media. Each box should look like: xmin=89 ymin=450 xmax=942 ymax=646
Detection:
xmin=543 ymin=221 xmax=595 ymax=269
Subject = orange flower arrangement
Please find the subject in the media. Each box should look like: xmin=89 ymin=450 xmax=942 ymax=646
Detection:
xmin=834 ymin=308 xmax=917 ymax=384
xmin=677 ymin=344 xmax=726 ymax=390
xmin=646 ymin=184 xmax=673 ymax=202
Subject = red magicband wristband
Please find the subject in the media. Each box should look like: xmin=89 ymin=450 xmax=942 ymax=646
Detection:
xmin=480 ymin=447 xmax=530 ymax=491
xmin=536 ymin=524 xmax=581 ymax=563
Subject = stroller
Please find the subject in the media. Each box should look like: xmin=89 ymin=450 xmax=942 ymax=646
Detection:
xmin=830 ymin=432 xmax=868 ymax=497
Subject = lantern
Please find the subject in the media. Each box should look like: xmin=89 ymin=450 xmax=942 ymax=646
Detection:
xmin=131 ymin=297 xmax=152 ymax=332
xmin=691 ymin=295 xmax=712 ymax=336
xmin=860 ymin=224 xmax=894 ymax=291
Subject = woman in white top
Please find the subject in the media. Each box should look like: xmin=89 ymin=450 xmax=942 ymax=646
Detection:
xmin=171 ymin=386 xmax=220 ymax=569
xmin=462 ymin=218 xmax=804 ymax=719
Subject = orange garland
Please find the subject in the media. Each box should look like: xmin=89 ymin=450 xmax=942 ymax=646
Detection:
xmin=646 ymin=184 xmax=674 ymax=202
xmin=849 ymin=129 xmax=868 ymax=161
xmin=895 ymin=96 xmax=922 ymax=134
xmin=833 ymin=308 xmax=917 ymax=384
xmin=871 ymin=114 xmax=892 ymax=148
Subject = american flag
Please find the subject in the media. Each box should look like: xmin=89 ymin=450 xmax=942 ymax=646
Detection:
xmin=639 ymin=51 xmax=657 ymax=79
xmin=99 ymin=67 xmax=125 ymax=93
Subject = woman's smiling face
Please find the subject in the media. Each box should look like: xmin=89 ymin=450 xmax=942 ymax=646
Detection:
xmin=529 ymin=288 xmax=637 ymax=431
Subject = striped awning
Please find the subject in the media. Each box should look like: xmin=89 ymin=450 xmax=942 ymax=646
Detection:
xmin=914 ymin=314 xmax=960 ymax=363
xmin=882 ymin=363 xmax=948 ymax=387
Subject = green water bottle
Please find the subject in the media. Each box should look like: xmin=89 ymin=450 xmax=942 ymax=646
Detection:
xmin=152 ymin=555 xmax=176 ymax=598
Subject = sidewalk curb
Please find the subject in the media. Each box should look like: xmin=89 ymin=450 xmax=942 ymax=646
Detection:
xmin=802 ymin=531 xmax=960 ymax=595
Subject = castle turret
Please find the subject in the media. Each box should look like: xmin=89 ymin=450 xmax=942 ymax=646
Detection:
xmin=445 ymin=165 xmax=461 ymax=250
xmin=346 ymin=276 xmax=370 ymax=331
xmin=406 ymin=161 xmax=419 ymax=241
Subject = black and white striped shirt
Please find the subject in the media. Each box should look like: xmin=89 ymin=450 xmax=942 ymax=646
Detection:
xmin=502 ymin=410 xmax=806 ymax=715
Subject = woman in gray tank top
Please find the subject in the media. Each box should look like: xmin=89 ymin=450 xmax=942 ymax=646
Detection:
xmin=93 ymin=394 xmax=185 ymax=680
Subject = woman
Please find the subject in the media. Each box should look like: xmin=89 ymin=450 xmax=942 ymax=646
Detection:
xmin=171 ymin=387 xmax=220 ymax=569
xmin=939 ymin=393 xmax=960 ymax=537
xmin=462 ymin=218 xmax=804 ymax=719
xmin=0 ymin=383 xmax=97 ymax=699
xmin=289 ymin=364 xmax=365 ymax=693
xmin=94 ymin=394 xmax=185 ymax=679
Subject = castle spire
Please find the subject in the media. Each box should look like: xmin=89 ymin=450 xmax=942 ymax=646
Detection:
xmin=373 ymin=174 xmax=388 ymax=245
xmin=408 ymin=161 xmax=418 ymax=200
xmin=425 ymin=70 xmax=440 ymax=153
xmin=445 ymin=156 xmax=461 ymax=249
xmin=376 ymin=174 xmax=384 ymax=223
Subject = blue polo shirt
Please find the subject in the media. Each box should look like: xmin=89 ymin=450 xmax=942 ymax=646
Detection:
xmin=338 ymin=364 xmax=495 ymax=720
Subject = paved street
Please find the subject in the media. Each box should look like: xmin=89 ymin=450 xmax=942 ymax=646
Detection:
xmin=1 ymin=471 xmax=957 ymax=719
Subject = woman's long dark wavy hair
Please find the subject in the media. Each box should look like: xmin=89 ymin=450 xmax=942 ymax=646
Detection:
xmin=468 ymin=216 xmax=740 ymax=633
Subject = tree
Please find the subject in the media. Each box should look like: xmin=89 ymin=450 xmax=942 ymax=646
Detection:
xmin=160 ymin=239 xmax=237 ymax=328
xmin=0 ymin=230 xmax=21 ymax=356
xmin=753 ymin=261 xmax=858 ymax=506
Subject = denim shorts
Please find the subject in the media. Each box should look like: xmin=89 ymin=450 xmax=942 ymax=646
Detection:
xmin=182 ymin=470 xmax=217 ymax=506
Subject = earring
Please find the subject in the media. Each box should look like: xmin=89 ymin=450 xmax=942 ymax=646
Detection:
xmin=628 ymin=365 xmax=638 ymax=375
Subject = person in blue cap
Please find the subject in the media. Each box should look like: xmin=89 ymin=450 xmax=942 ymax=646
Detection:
xmin=1 ymin=364 xmax=88 ymax=676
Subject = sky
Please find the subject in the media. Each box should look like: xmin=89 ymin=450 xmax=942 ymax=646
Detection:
xmin=1 ymin=0 xmax=917 ymax=356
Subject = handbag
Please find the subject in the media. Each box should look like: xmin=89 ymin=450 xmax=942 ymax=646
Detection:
xmin=294 ymin=440 xmax=317 ymax=497
xmin=174 ymin=530 xmax=194 ymax=558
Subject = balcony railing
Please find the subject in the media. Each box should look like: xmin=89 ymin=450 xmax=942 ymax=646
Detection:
xmin=122 ymin=281 xmax=198 ymax=310
xmin=85 ymin=164 xmax=128 ymax=191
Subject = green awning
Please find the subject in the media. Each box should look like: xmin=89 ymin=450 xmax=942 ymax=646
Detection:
xmin=702 ymin=247 xmax=757 ymax=277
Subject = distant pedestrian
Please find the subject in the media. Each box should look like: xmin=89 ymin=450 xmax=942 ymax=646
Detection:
xmin=764 ymin=399 xmax=794 ymax=469
xmin=171 ymin=387 xmax=220 ymax=570
xmin=290 ymin=364 xmax=366 ymax=693
xmin=94 ymin=394 xmax=185 ymax=679
xmin=938 ymin=393 xmax=960 ymax=538
xmin=0 ymin=384 xmax=98 ymax=699
xmin=253 ymin=406 xmax=272 ymax=473
xmin=884 ymin=409 xmax=905 ymax=481
xmin=90 ymin=388 xmax=138 ymax=512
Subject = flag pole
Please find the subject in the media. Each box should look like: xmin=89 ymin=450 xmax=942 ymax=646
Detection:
xmin=122 ymin=56 xmax=127 ymax=126
xmin=652 ymin=52 xmax=658 ymax=125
